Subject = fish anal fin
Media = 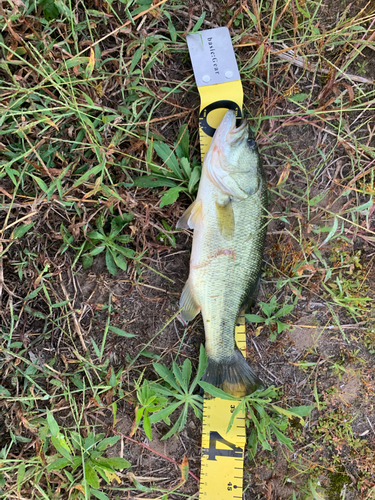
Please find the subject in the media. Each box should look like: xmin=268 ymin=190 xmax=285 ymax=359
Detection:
xmin=215 ymin=198 xmax=235 ymax=239
xmin=179 ymin=280 xmax=200 ymax=323
xmin=176 ymin=200 xmax=203 ymax=230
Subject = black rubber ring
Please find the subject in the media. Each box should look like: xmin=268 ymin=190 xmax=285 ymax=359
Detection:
xmin=199 ymin=100 xmax=243 ymax=137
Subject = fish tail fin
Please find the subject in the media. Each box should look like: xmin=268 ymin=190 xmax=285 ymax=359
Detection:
xmin=202 ymin=350 xmax=264 ymax=397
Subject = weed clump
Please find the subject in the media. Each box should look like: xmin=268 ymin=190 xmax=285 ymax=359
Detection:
xmin=327 ymin=468 xmax=352 ymax=500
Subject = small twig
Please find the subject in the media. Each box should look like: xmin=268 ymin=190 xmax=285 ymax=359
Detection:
xmin=0 ymin=211 xmax=38 ymax=235
xmin=81 ymin=0 xmax=170 ymax=54
xmin=0 ymin=243 xmax=3 ymax=300
xmin=344 ymin=16 xmax=375 ymax=71
xmin=288 ymin=115 xmax=374 ymax=161
xmin=186 ymin=493 xmax=200 ymax=500
xmin=251 ymin=337 xmax=262 ymax=359
xmin=19 ymin=129 xmax=54 ymax=179
xmin=250 ymin=0 xmax=262 ymax=34
xmin=131 ymin=282 xmax=168 ymax=293
xmin=259 ymin=363 xmax=283 ymax=383
xmin=270 ymin=45 xmax=373 ymax=84
xmin=367 ymin=417 xmax=375 ymax=437
xmin=126 ymin=474 xmax=169 ymax=482
xmin=161 ymin=250 xmax=190 ymax=258
xmin=135 ymin=110 xmax=192 ymax=126
xmin=137 ymin=261 xmax=175 ymax=284
xmin=289 ymin=322 xmax=367 ymax=330
xmin=234 ymin=38 xmax=373 ymax=84
xmin=59 ymin=276 xmax=87 ymax=351
xmin=174 ymin=9 xmax=219 ymax=28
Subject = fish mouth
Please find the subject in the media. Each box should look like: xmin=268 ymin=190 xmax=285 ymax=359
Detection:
xmin=213 ymin=110 xmax=248 ymax=147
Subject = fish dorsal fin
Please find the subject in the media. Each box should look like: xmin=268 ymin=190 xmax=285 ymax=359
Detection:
xmin=240 ymin=275 xmax=261 ymax=314
xmin=176 ymin=199 xmax=203 ymax=230
xmin=179 ymin=279 xmax=200 ymax=323
xmin=215 ymin=196 xmax=234 ymax=239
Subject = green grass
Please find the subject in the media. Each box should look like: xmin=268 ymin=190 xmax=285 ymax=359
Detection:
xmin=1 ymin=0 xmax=375 ymax=498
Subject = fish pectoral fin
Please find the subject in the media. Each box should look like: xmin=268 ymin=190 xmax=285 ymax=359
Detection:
xmin=176 ymin=200 xmax=203 ymax=230
xmin=218 ymin=174 xmax=249 ymax=200
xmin=179 ymin=280 xmax=200 ymax=323
xmin=215 ymin=198 xmax=235 ymax=239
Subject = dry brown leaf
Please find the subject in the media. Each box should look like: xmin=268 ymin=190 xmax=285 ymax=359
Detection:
xmin=296 ymin=264 xmax=316 ymax=276
xmin=277 ymin=163 xmax=291 ymax=186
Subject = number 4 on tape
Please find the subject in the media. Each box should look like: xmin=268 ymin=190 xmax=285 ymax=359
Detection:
xmin=186 ymin=27 xmax=247 ymax=499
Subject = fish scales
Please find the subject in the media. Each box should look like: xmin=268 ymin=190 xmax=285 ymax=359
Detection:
xmin=193 ymin=178 xmax=267 ymax=360
xmin=177 ymin=110 xmax=268 ymax=397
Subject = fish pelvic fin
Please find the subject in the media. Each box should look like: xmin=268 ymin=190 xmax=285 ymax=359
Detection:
xmin=215 ymin=197 xmax=234 ymax=239
xmin=202 ymin=350 xmax=264 ymax=397
xmin=179 ymin=279 xmax=200 ymax=323
xmin=176 ymin=200 xmax=203 ymax=230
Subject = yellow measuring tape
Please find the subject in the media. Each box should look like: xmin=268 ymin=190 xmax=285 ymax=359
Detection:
xmin=200 ymin=315 xmax=247 ymax=500
xmin=186 ymin=27 xmax=247 ymax=499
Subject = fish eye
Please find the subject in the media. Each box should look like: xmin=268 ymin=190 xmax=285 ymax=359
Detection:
xmin=247 ymin=139 xmax=256 ymax=148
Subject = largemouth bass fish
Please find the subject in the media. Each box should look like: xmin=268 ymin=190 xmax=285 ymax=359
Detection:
xmin=177 ymin=110 xmax=268 ymax=397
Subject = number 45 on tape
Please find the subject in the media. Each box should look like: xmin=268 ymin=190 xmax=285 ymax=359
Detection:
xmin=186 ymin=27 xmax=247 ymax=500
